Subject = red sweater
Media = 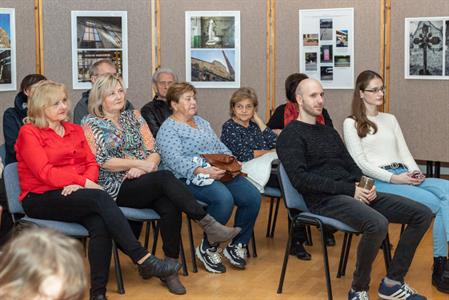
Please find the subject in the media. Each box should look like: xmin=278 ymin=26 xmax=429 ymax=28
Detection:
xmin=15 ymin=122 xmax=99 ymax=200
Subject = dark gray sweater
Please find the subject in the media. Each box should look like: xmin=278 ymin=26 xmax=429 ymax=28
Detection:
xmin=276 ymin=120 xmax=363 ymax=208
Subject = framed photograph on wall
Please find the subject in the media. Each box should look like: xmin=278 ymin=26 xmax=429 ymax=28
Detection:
xmin=185 ymin=11 xmax=240 ymax=88
xmin=71 ymin=11 xmax=128 ymax=90
xmin=405 ymin=17 xmax=448 ymax=80
xmin=0 ymin=8 xmax=16 ymax=91
xmin=299 ymin=8 xmax=354 ymax=89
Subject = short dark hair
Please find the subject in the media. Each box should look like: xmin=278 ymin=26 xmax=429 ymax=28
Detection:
xmin=285 ymin=73 xmax=308 ymax=102
xmin=166 ymin=82 xmax=197 ymax=109
xmin=20 ymin=74 xmax=47 ymax=92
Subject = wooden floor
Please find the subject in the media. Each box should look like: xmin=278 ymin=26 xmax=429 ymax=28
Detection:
xmin=93 ymin=197 xmax=444 ymax=300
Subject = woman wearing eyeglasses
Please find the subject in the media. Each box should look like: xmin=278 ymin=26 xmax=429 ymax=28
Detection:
xmin=343 ymin=70 xmax=449 ymax=294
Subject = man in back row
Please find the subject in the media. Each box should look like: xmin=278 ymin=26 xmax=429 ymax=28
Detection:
xmin=73 ymin=59 xmax=134 ymax=124
xmin=276 ymin=78 xmax=432 ymax=300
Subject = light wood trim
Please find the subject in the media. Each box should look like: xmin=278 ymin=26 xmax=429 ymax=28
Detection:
xmin=156 ymin=0 xmax=161 ymax=69
xmin=271 ymin=0 xmax=276 ymax=116
xmin=150 ymin=0 xmax=161 ymax=74
xmin=34 ymin=0 xmax=44 ymax=74
xmin=384 ymin=0 xmax=391 ymax=112
xmin=265 ymin=0 xmax=271 ymax=120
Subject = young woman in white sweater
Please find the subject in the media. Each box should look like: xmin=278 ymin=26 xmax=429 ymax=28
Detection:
xmin=343 ymin=70 xmax=449 ymax=294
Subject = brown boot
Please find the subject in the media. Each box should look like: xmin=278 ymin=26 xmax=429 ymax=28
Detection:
xmin=198 ymin=214 xmax=241 ymax=244
xmin=160 ymin=258 xmax=186 ymax=295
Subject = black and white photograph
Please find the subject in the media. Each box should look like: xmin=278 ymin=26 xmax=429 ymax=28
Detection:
xmin=191 ymin=16 xmax=235 ymax=48
xmin=445 ymin=20 xmax=449 ymax=76
xmin=71 ymin=11 xmax=128 ymax=89
xmin=336 ymin=29 xmax=348 ymax=47
xmin=319 ymin=18 xmax=333 ymax=40
xmin=303 ymin=33 xmax=319 ymax=46
xmin=299 ymin=8 xmax=354 ymax=88
xmin=186 ymin=11 xmax=240 ymax=88
xmin=305 ymin=52 xmax=317 ymax=71
xmin=320 ymin=66 xmax=333 ymax=80
xmin=320 ymin=44 xmax=333 ymax=63
xmin=0 ymin=9 xmax=16 ymax=91
xmin=334 ymin=55 xmax=350 ymax=67
xmin=405 ymin=18 xmax=444 ymax=79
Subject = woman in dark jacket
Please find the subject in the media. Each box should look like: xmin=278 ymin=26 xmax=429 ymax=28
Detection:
xmin=3 ymin=74 xmax=46 ymax=165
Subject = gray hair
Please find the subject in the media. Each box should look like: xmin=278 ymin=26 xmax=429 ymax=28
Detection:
xmin=88 ymin=59 xmax=117 ymax=79
xmin=152 ymin=68 xmax=177 ymax=84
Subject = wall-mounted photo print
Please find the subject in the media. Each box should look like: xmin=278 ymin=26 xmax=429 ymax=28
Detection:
xmin=336 ymin=29 xmax=348 ymax=47
xmin=186 ymin=11 xmax=240 ymax=88
xmin=71 ymin=11 xmax=128 ymax=89
xmin=303 ymin=34 xmax=319 ymax=46
xmin=320 ymin=45 xmax=333 ymax=63
xmin=319 ymin=18 xmax=333 ymax=40
xmin=299 ymin=8 xmax=354 ymax=89
xmin=305 ymin=52 xmax=317 ymax=71
xmin=0 ymin=8 xmax=16 ymax=91
xmin=405 ymin=17 xmax=447 ymax=79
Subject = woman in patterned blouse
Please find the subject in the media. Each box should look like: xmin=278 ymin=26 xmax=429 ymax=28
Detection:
xmin=81 ymin=74 xmax=240 ymax=295
xmin=157 ymin=82 xmax=261 ymax=274
xmin=220 ymin=87 xmax=277 ymax=162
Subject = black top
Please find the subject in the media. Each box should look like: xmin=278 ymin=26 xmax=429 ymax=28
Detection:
xmin=267 ymin=104 xmax=334 ymax=129
xmin=141 ymin=95 xmax=172 ymax=137
xmin=3 ymin=92 xmax=28 ymax=165
xmin=276 ymin=120 xmax=363 ymax=208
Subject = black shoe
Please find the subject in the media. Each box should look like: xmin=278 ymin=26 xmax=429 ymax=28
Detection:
xmin=325 ymin=232 xmax=336 ymax=247
xmin=432 ymin=257 xmax=449 ymax=293
xmin=138 ymin=255 xmax=181 ymax=279
xmin=90 ymin=295 xmax=108 ymax=300
xmin=161 ymin=273 xmax=187 ymax=295
xmin=289 ymin=241 xmax=311 ymax=261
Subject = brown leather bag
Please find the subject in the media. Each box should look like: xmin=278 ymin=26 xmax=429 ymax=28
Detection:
xmin=201 ymin=153 xmax=245 ymax=182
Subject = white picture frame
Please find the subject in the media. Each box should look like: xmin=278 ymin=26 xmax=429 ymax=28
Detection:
xmin=0 ymin=8 xmax=17 ymax=91
xmin=185 ymin=11 xmax=240 ymax=88
xmin=71 ymin=11 xmax=128 ymax=90
xmin=299 ymin=8 xmax=354 ymax=89
xmin=405 ymin=16 xmax=448 ymax=80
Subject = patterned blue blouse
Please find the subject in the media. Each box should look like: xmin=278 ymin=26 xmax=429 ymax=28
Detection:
xmin=156 ymin=115 xmax=231 ymax=183
xmin=220 ymin=119 xmax=277 ymax=162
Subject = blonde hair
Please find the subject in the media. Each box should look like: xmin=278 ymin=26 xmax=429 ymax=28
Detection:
xmin=26 ymin=80 xmax=70 ymax=128
xmin=0 ymin=228 xmax=86 ymax=300
xmin=88 ymin=73 xmax=126 ymax=117
xmin=229 ymin=87 xmax=258 ymax=117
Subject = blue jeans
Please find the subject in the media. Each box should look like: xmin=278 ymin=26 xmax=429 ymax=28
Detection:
xmin=184 ymin=175 xmax=261 ymax=246
xmin=375 ymin=167 xmax=449 ymax=257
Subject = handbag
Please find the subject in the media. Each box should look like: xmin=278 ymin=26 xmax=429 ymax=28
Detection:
xmin=201 ymin=153 xmax=245 ymax=182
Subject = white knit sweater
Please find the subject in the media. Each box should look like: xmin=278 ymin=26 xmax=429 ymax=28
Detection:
xmin=343 ymin=113 xmax=420 ymax=182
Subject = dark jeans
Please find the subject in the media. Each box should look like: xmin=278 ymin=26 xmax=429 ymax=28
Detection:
xmin=22 ymin=188 xmax=149 ymax=297
xmin=312 ymin=192 xmax=432 ymax=291
xmin=0 ymin=177 xmax=13 ymax=247
xmin=117 ymin=170 xmax=207 ymax=258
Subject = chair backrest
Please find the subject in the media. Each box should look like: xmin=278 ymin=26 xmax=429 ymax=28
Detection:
xmin=277 ymin=163 xmax=310 ymax=212
xmin=0 ymin=143 xmax=5 ymax=163
xmin=4 ymin=162 xmax=25 ymax=216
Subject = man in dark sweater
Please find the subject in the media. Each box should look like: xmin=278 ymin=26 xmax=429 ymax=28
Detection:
xmin=276 ymin=78 xmax=431 ymax=300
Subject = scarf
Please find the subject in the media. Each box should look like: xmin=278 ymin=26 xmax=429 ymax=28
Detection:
xmin=283 ymin=101 xmax=325 ymax=126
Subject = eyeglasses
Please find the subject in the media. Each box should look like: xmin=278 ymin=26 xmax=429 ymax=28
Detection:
xmin=363 ymin=86 xmax=386 ymax=94
xmin=235 ymin=104 xmax=255 ymax=110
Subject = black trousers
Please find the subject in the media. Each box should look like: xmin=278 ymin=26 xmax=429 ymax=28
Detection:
xmin=312 ymin=192 xmax=432 ymax=291
xmin=116 ymin=170 xmax=207 ymax=258
xmin=23 ymin=188 xmax=148 ymax=297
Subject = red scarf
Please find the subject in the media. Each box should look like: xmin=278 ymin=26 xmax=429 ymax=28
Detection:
xmin=284 ymin=101 xmax=325 ymax=126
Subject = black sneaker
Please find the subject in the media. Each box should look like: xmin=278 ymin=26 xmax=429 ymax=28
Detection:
xmin=224 ymin=243 xmax=247 ymax=269
xmin=195 ymin=239 xmax=226 ymax=273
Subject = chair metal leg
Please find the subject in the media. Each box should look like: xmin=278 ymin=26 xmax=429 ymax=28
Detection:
xmin=382 ymin=234 xmax=392 ymax=272
xmin=179 ymin=235 xmax=188 ymax=276
xmin=112 ymin=241 xmax=125 ymax=294
xmin=144 ymin=222 xmax=151 ymax=249
xmin=277 ymin=220 xmax=293 ymax=293
xmin=269 ymin=197 xmax=281 ymax=237
xmin=318 ymin=221 xmax=333 ymax=300
xmin=251 ymin=231 xmax=257 ymax=257
xmin=305 ymin=225 xmax=313 ymax=245
xmin=400 ymin=224 xmax=406 ymax=236
xmin=187 ymin=216 xmax=198 ymax=273
xmin=341 ymin=233 xmax=352 ymax=277
xmin=151 ymin=221 xmax=160 ymax=255
xmin=266 ymin=197 xmax=274 ymax=237
xmin=337 ymin=233 xmax=349 ymax=278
